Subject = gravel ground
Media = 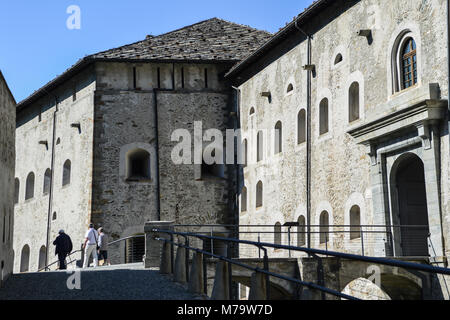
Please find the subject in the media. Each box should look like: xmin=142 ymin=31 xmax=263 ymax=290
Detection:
xmin=0 ymin=264 xmax=204 ymax=300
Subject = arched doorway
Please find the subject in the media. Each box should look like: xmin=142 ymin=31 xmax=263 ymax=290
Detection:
xmin=392 ymin=154 xmax=430 ymax=257
xmin=38 ymin=246 xmax=46 ymax=271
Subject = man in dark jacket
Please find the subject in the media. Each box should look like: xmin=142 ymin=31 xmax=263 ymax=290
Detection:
xmin=53 ymin=230 xmax=73 ymax=270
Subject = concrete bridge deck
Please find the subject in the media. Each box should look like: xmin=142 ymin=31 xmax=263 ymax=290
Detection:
xmin=0 ymin=263 xmax=203 ymax=300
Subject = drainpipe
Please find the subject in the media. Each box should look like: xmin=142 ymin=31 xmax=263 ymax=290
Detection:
xmin=295 ymin=20 xmax=313 ymax=250
xmin=43 ymin=90 xmax=58 ymax=269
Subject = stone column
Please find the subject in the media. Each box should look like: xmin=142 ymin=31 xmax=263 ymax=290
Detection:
xmin=188 ymin=252 xmax=204 ymax=294
xmin=211 ymin=260 xmax=229 ymax=300
xmin=248 ymin=272 xmax=267 ymax=300
xmin=144 ymin=221 xmax=174 ymax=269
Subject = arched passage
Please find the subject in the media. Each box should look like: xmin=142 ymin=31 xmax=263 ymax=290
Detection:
xmin=391 ymin=154 xmax=430 ymax=257
xmin=38 ymin=246 xmax=46 ymax=270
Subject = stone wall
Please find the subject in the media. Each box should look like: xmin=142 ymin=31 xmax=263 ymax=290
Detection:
xmin=237 ymin=0 xmax=449 ymax=260
xmin=13 ymin=67 xmax=96 ymax=272
xmin=0 ymin=71 xmax=15 ymax=286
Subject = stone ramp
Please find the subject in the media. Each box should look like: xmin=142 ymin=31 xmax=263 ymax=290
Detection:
xmin=0 ymin=264 xmax=202 ymax=300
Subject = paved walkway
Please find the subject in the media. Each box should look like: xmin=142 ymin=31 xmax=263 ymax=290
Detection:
xmin=0 ymin=264 xmax=203 ymax=300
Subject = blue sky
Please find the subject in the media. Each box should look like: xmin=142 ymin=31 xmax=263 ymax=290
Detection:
xmin=0 ymin=1 xmax=314 ymax=102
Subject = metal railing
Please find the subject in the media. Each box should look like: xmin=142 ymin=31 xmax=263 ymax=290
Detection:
xmin=153 ymin=226 xmax=450 ymax=300
xmin=39 ymin=235 xmax=145 ymax=272
xmin=172 ymin=224 xmax=432 ymax=259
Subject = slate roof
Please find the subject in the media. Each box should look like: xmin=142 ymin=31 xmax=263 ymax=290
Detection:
xmin=91 ymin=18 xmax=272 ymax=62
xmin=17 ymin=18 xmax=272 ymax=109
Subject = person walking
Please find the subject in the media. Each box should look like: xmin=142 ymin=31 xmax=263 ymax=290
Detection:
xmin=82 ymin=224 xmax=99 ymax=268
xmin=53 ymin=230 xmax=73 ymax=270
xmin=97 ymin=227 xmax=110 ymax=266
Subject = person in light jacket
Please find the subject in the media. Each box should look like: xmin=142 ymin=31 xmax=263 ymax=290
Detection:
xmin=97 ymin=227 xmax=111 ymax=266
xmin=82 ymin=224 xmax=99 ymax=268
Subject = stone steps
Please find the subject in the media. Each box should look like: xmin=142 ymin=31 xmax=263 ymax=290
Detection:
xmin=0 ymin=264 xmax=201 ymax=300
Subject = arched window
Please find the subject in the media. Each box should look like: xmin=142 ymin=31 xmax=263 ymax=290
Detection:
xmin=241 ymin=187 xmax=247 ymax=213
xmin=52 ymin=212 xmax=57 ymax=221
xmin=297 ymin=109 xmax=306 ymax=144
xmin=319 ymin=98 xmax=329 ymax=135
xmin=350 ymin=205 xmax=361 ymax=240
xmin=297 ymin=215 xmax=306 ymax=247
xmin=25 ymin=173 xmax=35 ymax=200
xmin=274 ymin=121 xmax=282 ymax=154
xmin=334 ymin=53 xmax=343 ymax=65
xmin=319 ymin=211 xmax=329 ymax=244
xmin=257 ymin=131 xmax=264 ymax=162
xmin=38 ymin=246 xmax=46 ymax=270
xmin=256 ymin=181 xmax=263 ymax=208
xmin=349 ymin=82 xmax=360 ymax=123
xmin=287 ymin=84 xmax=294 ymax=93
xmin=249 ymin=107 xmax=255 ymax=116
xmin=401 ymin=38 xmax=417 ymax=89
xmin=274 ymin=222 xmax=282 ymax=245
xmin=20 ymin=245 xmax=30 ymax=273
xmin=126 ymin=149 xmax=150 ymax=181
xmin=14 ymin=178 xmax=20 ymax=204
xmin=63 ymin=160 xmax=71 ymax=186
xmin=43 ymin=169 xmax=51 ymax=195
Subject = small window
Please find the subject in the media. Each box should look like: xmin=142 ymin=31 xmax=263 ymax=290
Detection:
xmin=241 ymin=187 xmax=247 ymax=213
xmin=56 ymin=138 xmax=61 ymax=145
xmin=242 ymin=139 xmax=248 ymax=167
xmin=274 ymin=121 xmax=282 ymax=154
xmin=43 ymin=169 xmax=51 ymax=195
xmin=52 ymin=212 xmax=57 ymax=221
xmin=14 ymin=178 xmax=20 ymax=204
xmin=287 ymin=84 xmax=294 ymax=93
xmin=297 ymin=110 xmax=306 ymax=144
xmin=349 ymin=82 xmax=360 ymax=123
xmin=319 ymin=211 xmax=329 ymax=244
xmin=38 ymin=246 xmax=46 ymax=270
xmin=319 ymin=98 xmax=329 ymax=135
xmin=350 ymin=205 xmax=361 ymax=240
xmin=127 ymin=149 xmax=151 ymax=181
xmin=25 ymin=173 xmax=35 ymax=200
xmin=256 ymin=181 xmax=263 ymax=208
xmin=249 ymin=107 xmax=255 ymax=116
xmin=334 ymin=53 xmax=343 ymax=65
xmin=274 ymin=222 xmax=282 ymax=245
xmin=401 ymin=38 xmax=417 ymax=89
xmin=297 ymin=216 xmax=306 ymax=247
xmin=257 ymin=131 xmax=264 ymax=162
xmin=63 ymin=160 xmax=71 ymax=186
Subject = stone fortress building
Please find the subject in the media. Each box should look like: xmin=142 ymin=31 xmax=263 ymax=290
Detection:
xmin=13 ymin=18 xmax=271 ymax=271
xmin=228 ymin=0 xmax=450 ymax=271
xmin=0 ymin=70 xmax=16 ymax=286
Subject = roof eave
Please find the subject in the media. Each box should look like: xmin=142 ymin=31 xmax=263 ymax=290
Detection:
xmin=225 ymin=0 xmax=331 ymax=80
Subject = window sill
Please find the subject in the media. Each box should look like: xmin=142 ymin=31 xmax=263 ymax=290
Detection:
xmin=125 ymin=179 xmax=152 ymax=183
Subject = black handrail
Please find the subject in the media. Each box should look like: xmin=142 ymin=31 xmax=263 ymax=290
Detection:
xmin=39 ymin=235 xmax=146 ymax=272
xmin=153 ymin=228 xmax=450 ymax=300
xmin=156 ymin=229 xmax=450 ymax=275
